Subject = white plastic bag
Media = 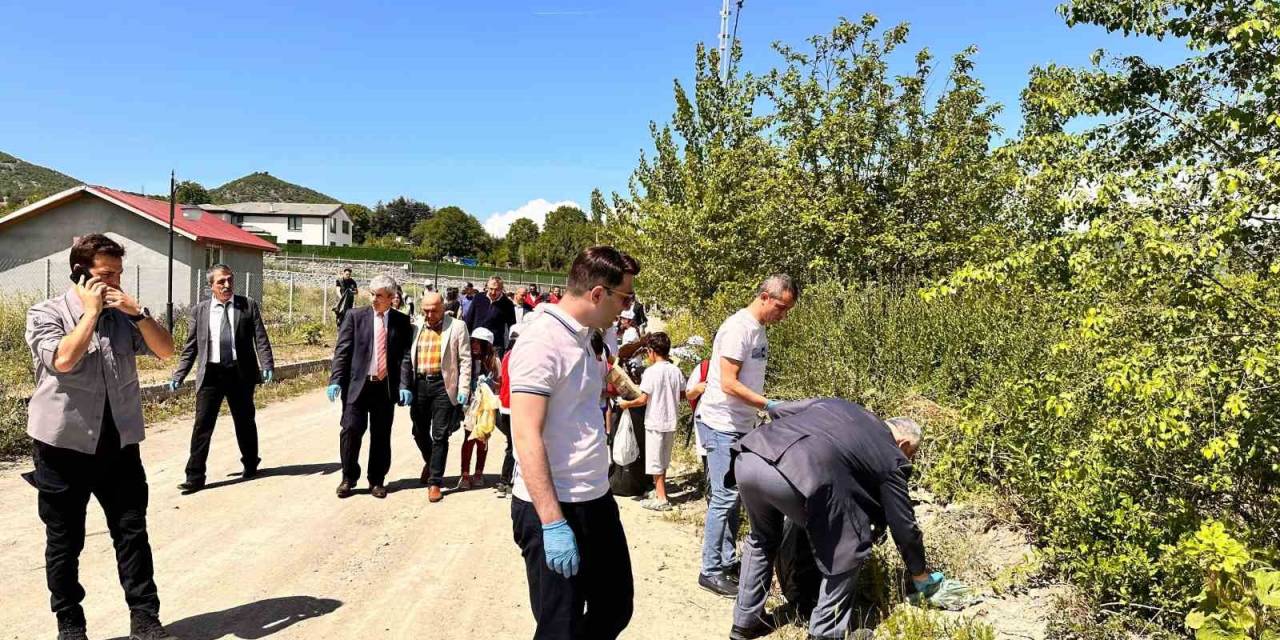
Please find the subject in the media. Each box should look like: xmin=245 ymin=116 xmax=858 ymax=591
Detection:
xmin=612 ymin=408 xmax=639 ymax=466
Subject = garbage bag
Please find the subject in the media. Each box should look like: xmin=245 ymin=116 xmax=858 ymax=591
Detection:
xmin=908 ymin=578 xmax=980 ymax=611
xmin=465 ymin=385 xmax=500 ymax=442
xmin=612 ymin=408 xmax=639 ymax=466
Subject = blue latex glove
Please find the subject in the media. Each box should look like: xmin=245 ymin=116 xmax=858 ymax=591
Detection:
xmin=399 ymin=389 xmax=413 ymax=406
xmin=914 ymin=571 xmax=945 ymax=597
xmin=262 ymin=369 xmax=273 ymax=383
xmin=765 ymin=400 xmax=782 ymax=411
xmin=165 ymin=380 xmax=180 ymax=392
xmin=457 ymin=390 xmax=470 ymax=406
xmin=542 ymin=519 xmax=580 ymax=577
xmin=326 ymin=384 xmax=341 ymax=402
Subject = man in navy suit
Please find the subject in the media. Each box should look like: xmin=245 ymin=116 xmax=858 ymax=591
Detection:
xmin=326 ymin=274 xmax=414 ymax=499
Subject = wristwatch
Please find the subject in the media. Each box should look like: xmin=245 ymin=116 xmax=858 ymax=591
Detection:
xmin=128 ymin=307 xmax=151 ymax=322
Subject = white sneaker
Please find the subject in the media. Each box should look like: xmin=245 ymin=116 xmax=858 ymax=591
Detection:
xmin=642 ymin=498 xmax=672 ymax=512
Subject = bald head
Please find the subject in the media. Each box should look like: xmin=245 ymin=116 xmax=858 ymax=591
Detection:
xmin=421 ymin=291 xmax=445 ymax=326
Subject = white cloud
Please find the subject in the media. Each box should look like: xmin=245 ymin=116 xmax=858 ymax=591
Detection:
xmin=483 ymin=198 xmax=581 ymax=238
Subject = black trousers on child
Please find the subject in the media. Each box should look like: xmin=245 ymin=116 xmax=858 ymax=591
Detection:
xmin=511 ymin=493 xmax=633 ymax=640
xmin=495 ymin=412 xmax=515 ymax=485
xmin=29 ymin=408 xmax=160 ymax=623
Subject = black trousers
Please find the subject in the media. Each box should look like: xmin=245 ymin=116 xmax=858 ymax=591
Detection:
xmin=410 ymin=375 xmax=456 ymax=487
xmin=339 ymin=379 xmax=395 ymax=486
xmin=495 ymin=412 xmax=515 ymax=484
xmin=185 ymin=362 xmax=258 ymax=482
xmin=511 ymin=494 xmax=633 ymax=640
xmin=30 ymin=414 xmax=159 ymax=620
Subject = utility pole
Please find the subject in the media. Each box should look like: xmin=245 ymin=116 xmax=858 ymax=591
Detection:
xmin=717 ymin=0 xmax=744 ymax=83
xmin=166 ymin=170 xmax=175 ymax=332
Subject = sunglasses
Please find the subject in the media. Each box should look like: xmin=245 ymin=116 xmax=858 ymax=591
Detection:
xmin=605 ymin=287 xmax=636 ymax=306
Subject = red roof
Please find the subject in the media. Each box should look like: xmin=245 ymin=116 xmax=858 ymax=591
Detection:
xmin=93 ymin=186 xmax=279 ymax=253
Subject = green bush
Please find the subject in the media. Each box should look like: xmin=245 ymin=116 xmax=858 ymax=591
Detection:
xmin=279 ymin=244 xmax=412 ymax=262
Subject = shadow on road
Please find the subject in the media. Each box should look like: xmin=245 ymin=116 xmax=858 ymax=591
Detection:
xmin=194 ymin=463 xmax=343 ymax=492
xmin=105 ymin=595 xmax=342 ymax=640
xmin=384 ymin=473 xmax=502 ymax=495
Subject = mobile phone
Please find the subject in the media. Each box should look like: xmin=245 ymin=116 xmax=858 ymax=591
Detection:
xmin=69 ymin=264 xmax=88 ymax=284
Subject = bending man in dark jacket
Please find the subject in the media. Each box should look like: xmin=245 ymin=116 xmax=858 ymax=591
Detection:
xmin=729 ymin=398 xmax=944 ymax=640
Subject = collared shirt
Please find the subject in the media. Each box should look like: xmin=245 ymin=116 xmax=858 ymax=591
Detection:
xmin=26 ymin=289 xmax=155 ymax=454
xmin=209 ymin=297 xmax=237 ymax=364
xmin=509 ymin=303 xmax=610 ymax=503
xmin=697 ymin=308 xmax=768 ymax=433
xmin=416 ymin=321 xmax=444 ymax=375
xmin=368 ymin=309 xmax=388 ymax=378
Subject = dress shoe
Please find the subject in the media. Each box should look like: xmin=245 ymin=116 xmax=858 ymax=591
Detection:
xmin=129 ymin=611 xmax=177 ymax=640
xmin=698 ymin=572 xmax=738 ymax=598
xmin=428 ymin=485 xmax=443 ymax=503
xmin=177 ymin=480 xmax=204 ymax=493
xmin=242 ymin=465 xmax=258 ymax=479
xmin=336 ymin=480 xmax=353 ymax=498
xmin=730 ymin=623 xmax=772 ymax=640
xmin=371 ymin=485 xmax=388 ymax=499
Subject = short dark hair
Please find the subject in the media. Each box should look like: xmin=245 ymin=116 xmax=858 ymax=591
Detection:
xmin=342 ymin=267 xmax=352 ymax=274
xmin=69 ymin=234 xmax=125 ymax=272
xmin=566 ymin=245 xmax=640 ymax=296
xmin=645 ymin=332 xmax=671 ymax=358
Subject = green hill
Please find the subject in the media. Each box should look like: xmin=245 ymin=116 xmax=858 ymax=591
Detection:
xmin=210 ymin=171 xmax=337 ymax=204
xmin=0 ymin=151 xmax=83 ymax=212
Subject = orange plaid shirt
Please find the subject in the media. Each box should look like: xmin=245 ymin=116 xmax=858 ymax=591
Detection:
xmin=416 ymin=321 xmax=444 ymax=375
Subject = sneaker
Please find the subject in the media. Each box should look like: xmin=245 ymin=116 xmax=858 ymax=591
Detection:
xmin=494 ymin=482 xmax=510 ymax=498
xmin=698 ymin=572 xmax=738 ymax=598
xmin=642 ymin=498 xmax=673 ymax=512
xmin=471 ymin=475 xmax=486 ymax=489
xmin=631 ymin=489 xmax=656 ymax=502
xmin=130 ymin=611 xmax=177 ymax=640
xmin=456 ymin=474 xmax=471 ymax=490
xmin=56 ymin=608 xmax=88 ymax=640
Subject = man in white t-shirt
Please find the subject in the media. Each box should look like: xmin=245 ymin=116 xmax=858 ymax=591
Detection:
xmin=694 ymin=274 xmax=800 ymax=598
xmin=617 ymin=332 xmax=684 ymax=511
xmin=508 ymin=245 xmax=641 ymax=640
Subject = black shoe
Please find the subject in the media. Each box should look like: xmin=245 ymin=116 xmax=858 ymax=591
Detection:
xmin=56 ymin=608 xmax=88 ymax=640
xmin=730 ymin=623 xmax=774 ymax=640
xmin=177 ymin=480 xmax=204 ymax=493
xmin=242 ymin=465 xmax=258 ymax=479
xmin=371 ymin=485 xmax=387 ymax=499
xmin=698 ymin=572 xmax=738 ymax=598
xmin=129 ymin=611 xmax=177 ymax=640
xmin=336 ymin=480 xmax=353 ymax=498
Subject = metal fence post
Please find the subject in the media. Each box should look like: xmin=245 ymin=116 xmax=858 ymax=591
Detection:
xmin=245 ymin=272 xmax=253 ymax=301
xmin=135 ymin=264 xmax=141 ymax=299
xmin=322 ymin=284 xmax=328 ymax=322
xmin=44 ymin=259 xmax=50 ymax=299
xmin=288 ymin=272 xmax=294 ymax=323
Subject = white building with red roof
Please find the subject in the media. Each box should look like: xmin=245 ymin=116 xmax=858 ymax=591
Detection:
xmin=0 ymin=185 xmax=279 ymax=308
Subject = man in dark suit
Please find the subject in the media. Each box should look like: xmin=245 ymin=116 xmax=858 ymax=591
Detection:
xmin=462 ymin=275 xmax=517 ymax=355
xmin=728 ymin=399 xmax=945 ymax=640
xmin=326 ymin=274 xmax=414 ymax=499
xmin=170 ymin=264 xmax=275 ymax=493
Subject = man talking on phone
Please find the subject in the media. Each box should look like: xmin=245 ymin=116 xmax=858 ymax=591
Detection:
xmin=24 ymin=234 xmax=179 ymax=640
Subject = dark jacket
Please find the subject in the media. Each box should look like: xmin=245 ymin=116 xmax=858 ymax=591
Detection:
xmin=172 ymin=295 xmax=274 ymax=389
xmin=462 ymin=293 xmax=516 ymax=351
xmin=733 ymin=398 xmax=926 ymax=576
xmin=329 ymin=306 xmax=413 ymax=404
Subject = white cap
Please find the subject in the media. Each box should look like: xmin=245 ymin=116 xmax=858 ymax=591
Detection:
xmin=620 ymin=309 xmax=635 ymax=320
xmin=471 ymin=327 xmax=495 ymax=344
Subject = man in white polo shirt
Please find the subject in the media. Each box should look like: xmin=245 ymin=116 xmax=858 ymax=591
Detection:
xmin=509 ymin=245 xmax=641 ymax=640
xmin=695 ymin=274 xmax=800 ymax=597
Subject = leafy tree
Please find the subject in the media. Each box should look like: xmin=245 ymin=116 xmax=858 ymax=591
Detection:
xmin=344 ymin=203 xmax=373 ymax=244
xmin=505 ymin=217 xmax=541 ymax=269
xmin=371 ymin=196 xmax=433 ymax=239
xmin=589 ymin=188 xmax=610 ymax=226
xmin=174 ymin=180 xmax=210 ymax=205
xmin=536 ymin=205 xmax=591 ymax=270
xmin=411 ymin=205 xmax=489 ymax=259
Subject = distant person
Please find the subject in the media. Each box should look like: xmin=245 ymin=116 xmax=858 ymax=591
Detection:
xmin=630 ymin=298 xmax=647 ymax=330
xmin=457 ymin=327 xmax=501 ymax=490
xmin=334 ymin=268 xmax=358 ymax=328
xmin=462 ymin=276 xmax=517 ymax=355
xmin=509 ymin=246 xmax=640 ymax=639
xmin=618 ymin=309 xmax=641 ymax=347
xmin=696 ymin=274 xmax=800 ymax=597
xmin=169 ymin=264 xmax=275 ymax=494
xmin=409 ymin=291 xmax=471 ymax=504
xmin=459 ymin=282 xmax=477 ymax=319
xmin=444 ymin=287 xmax=461 ymax=318
xmin=615 ymin=332 xmax=683 ymax=511
xmin=730 ymin=403 xmax=944 ymax=640
xmin=24 ymin=234 xmax=179 ymax=640
xmin=549 ymin=285 xmax=562 ymax=303
xmin=392 ymin=284 xmax=414 ymax=318
xmin=494 ymin=325 xmax=521 ymax=498
xmin=326 ymin=275 xmax=415 ymax=500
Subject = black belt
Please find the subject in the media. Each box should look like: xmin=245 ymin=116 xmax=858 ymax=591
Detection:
xmin=419 ymin=372 xmax=444 ymax=381
xmin=367 ymin=375 xmax=388 ymax=383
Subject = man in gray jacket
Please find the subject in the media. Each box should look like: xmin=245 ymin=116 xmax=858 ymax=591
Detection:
xmin=169 ymin=264 xmax=275 ymax=493
xmin=728 ymin=399 xmax=945 ymax=640
xmin=408 ymin=291 xmax=471 ymax=503
xmin=25 ymin=234 xmax=178 ymax=640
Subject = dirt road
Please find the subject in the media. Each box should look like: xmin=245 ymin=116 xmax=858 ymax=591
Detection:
xmin=0 ymin=388 xmax=732 ymax=640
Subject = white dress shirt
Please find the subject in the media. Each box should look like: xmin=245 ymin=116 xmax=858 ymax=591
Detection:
xmin=209 ymin=297 xmax=237 ymax=364
xmin=368 ymin=310 xmax=388 ymax=378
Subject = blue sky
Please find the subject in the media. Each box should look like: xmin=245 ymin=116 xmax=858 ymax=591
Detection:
xmin=0 ymin=1 xmax=1183 ymax=236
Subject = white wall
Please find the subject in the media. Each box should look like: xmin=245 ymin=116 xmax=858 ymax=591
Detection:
xmin=241 ymin=210 xmax=351 ymax=247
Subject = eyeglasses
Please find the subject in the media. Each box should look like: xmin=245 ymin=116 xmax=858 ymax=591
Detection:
xmin=605 ymin=287 xmax=636 ymax=306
